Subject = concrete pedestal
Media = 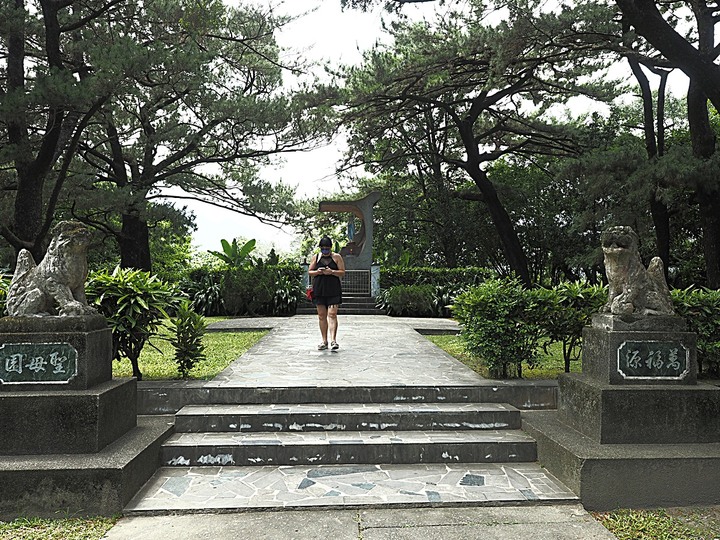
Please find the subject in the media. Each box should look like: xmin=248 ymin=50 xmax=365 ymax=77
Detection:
xmin=526 ymin=314 xmax=720 ymax=509
xmin=0 ymin=315 xmax=164 ymax=517
xmin=558 ymin=374 xmax=720 ymax=444
xmin=0 ymin=315 xmax=112 ymax=391
xmin=0 ymin=378 xmax=137 ymax=454
xmin=524 ymin=410 xmax=720 ymax=510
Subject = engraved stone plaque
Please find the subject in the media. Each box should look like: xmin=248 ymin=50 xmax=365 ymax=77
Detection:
xmin=617 ymin=340 xmax=689 ymax=380
xmin=0 ymin=342 xmax=78 ymax=384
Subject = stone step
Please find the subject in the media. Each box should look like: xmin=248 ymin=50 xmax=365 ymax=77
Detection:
xmin=124 ymin=462 xmax=578 ymax=514
xmin=174 ymin=403 xmax=521 ymax=433
xmin=138 ymin=384 xmax=558 ymax=414
xmin=160 ymin=430 xmax=537 ymax=467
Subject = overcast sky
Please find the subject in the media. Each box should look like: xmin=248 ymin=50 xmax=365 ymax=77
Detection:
xmin=176 ymin=0 xmax=690 ymax=256
xmin=179 ymin=1 xmax=414 ymax=254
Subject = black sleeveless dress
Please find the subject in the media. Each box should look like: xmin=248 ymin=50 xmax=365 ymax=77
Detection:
xmin=312 ymin=254 xmax=343 ymax=306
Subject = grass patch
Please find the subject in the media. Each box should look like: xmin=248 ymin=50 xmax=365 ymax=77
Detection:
xmin=427 ymin=334 xmax=581 ymax=379
xmin=595 ymin=508 xmax=720 ymax=540
xmin=0 ymin=516 xmax=118 ymax=540
xmin=112 ymin=318 xmax=267 ymax=380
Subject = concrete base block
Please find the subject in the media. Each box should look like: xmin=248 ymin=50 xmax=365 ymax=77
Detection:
xmin=0 ymin=415 xmax=173 ymax=520
xmin=523 ymin=410 xmax=720 ymax=510
xmin=0 ymin=315 xmax=112 ymax=391
xmin=0 ymin=378 xmax=137 ymax=455
xmin=558 ymin=373 xmax=720 ymax=444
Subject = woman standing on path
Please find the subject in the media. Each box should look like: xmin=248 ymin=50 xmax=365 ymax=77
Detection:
xmin=308 ymin=236 xmax=345 ymax=350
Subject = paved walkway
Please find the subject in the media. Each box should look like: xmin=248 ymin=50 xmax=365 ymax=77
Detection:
xmin=106 ymin=315 xmax=615 ymax=539
xmin=104 ymin=505 xmax=615 ymax=539
xmin=205 ymin=315 xmax=475 ymax=387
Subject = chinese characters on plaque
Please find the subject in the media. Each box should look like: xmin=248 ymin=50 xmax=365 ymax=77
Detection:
xmin=617 ymin=340 xmax=689 ymax=380
xmin=0 ymin=343 xmax=78 ymax=384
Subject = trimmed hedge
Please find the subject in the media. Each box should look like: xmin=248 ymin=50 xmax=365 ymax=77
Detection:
xmin=185 ymin=263 xmax=303 ymax=317
xmin=671 ymin=287 xmax=720 ymax=377
xmin=376 ymin=285 xmax=436 ymax=317
xmin=381 ymin=266 xmax=495 ymax=288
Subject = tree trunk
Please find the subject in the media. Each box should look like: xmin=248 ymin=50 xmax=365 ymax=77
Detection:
xmin=625 ymin=43 xmax=671 ymax=279
xmin=466 ymin=166 xmax=532 ymax=286
xmin=649 ymin=192 xmax=671 ymax=281
xmin=455 ymin=116 xmax=531 ymax=286
xmin=118 ymin=213 xmax=152 ymax=272
xmin=6 ymin=0 xmax=67 ymax=261
xmin=698 ymin=190 xmax=720 ymax=288
xmin=687 ymin=74 xmax=720 ymax=286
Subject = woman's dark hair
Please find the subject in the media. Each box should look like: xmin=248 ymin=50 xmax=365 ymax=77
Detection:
xmin=318 ymin=236 xmax=332 ymax=247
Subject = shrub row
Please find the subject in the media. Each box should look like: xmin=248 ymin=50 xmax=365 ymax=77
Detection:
xmin=376 ymin=284 xmax=462 ymax=318
xmin=671 ymin=287 xmax=720 ymax=378
xmin=184 ymin=262 xmax=303 ymax=317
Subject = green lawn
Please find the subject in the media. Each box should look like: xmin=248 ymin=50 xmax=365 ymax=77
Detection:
xmin=0 ymin=516 xmax=118 ymax=540
xmin=427 ymin=334 xmax=582 ymax=379
xmin=112 ymin=318 xmax=267 ymax=380
xmin=595 ymin=507 xmax=720 ymax=540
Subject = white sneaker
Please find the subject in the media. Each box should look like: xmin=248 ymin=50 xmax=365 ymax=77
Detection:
xmin=330 ymin=341 xmax=339 ymax=350
xmin=318 ymin=342 xmax=328 ymax=351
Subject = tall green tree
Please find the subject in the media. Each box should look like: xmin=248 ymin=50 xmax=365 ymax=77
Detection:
xmin=0 ymin=0 xmax=129 ymax=261
xmin=618 ymin=0 xmax=720 ymax=287
xmin=73 ymin=0 xmax=319 ymax=271
xmin=339 ymin=1 xmax=615 ymax=285
xmin=344 ymin=100 xmax=499 ymax=268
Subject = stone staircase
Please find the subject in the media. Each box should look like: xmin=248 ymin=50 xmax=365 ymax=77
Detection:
xmin=296 ymin=294 xmax=384 ymax=316
xmin=125 ymin=317 xmax=577 ymax=513
xmin=160 ymin=391 xmax=537 ymax=468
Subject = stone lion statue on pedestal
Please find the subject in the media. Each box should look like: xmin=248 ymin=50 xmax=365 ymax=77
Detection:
xmin=6 ymin=221 xmax=97 ymax=317
xmin=601 ymin=226 xmax=674 ymax=316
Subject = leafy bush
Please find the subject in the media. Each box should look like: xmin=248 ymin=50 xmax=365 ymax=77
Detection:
xmin=209 ymin=238 xmax=256 ymax=267
xmin=270 ymin=264 xmax=304 ymax=315
xmin=377 ymin=284 xmax=466 ymax=318
xmin=671 ymin=287 xmax=720 ymax=377
xmin=382 ymin=266 xmax=495 ymax=288
xmin=0 ymin=274 xmax=9 ymax=316
xmin=539 ymin=282 xmax=607 ymax=373
xmin=221 ymin=262 xmax=303 ymax=316
xmin=376 ymin=285 xmax=436 ymax=317
xmin=170 ymin=300 xmax=208 ymax=379
xmin=453 ymin=277 xmax=552 ymax=378
xmin=86 ymin=267 xmax=179 ymax=381
xmin=184 ymin=267 xmax=225 ymax=316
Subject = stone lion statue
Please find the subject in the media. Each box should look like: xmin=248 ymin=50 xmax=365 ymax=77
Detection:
xmin=601 ymin=226 xmax=674 ymax=316
xmin=6 ymin=221 xmax=97 ymax=317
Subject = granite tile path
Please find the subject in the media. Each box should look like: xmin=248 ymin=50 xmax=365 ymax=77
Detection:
xmin=205 ymin=315 xmax=478 ymax=388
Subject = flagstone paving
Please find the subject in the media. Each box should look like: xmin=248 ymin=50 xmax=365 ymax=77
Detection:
xmin=126 ymin=315 xmax=578 ymax=516
xmin=124 ymin=462 xmax=576 ymax=514
xmin=204 ymin=315 xmax=478 ymax=388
